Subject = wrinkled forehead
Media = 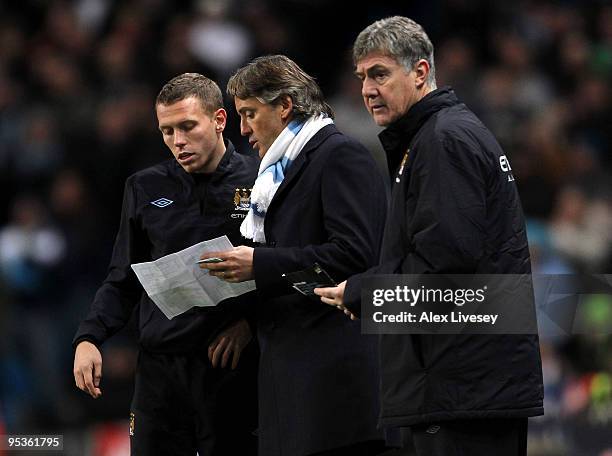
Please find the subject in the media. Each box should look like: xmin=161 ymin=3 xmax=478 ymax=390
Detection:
xmin=355 ymin=52 xmax=402 ymax=72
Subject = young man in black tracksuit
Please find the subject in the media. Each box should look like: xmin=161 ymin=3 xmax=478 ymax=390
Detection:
xmin=315 ymin=17 xmax=544 ymax=456
xmin=72 ymin=73 xmax=259 ymax=455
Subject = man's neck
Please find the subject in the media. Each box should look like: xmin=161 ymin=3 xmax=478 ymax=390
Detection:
xmin=194 ymin=137 xmax=226 ymax=175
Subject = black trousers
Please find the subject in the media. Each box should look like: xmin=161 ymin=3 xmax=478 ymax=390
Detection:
xmin=311 ymin=439 xmax=388 ymax=455
xmin=405 ymin=418 xmax=528 ymax=456
xmin=129 ymin=344 xmax=258 ymax=456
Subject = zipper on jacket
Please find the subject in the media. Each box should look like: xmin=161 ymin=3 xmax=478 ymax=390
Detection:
xmin=193 ymin=174 xmax=210 ymax=216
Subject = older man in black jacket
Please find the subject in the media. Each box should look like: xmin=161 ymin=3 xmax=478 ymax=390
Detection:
xmin=199 ymin=55 xmax=387 ymax=456
xmin=315 ymin=16 xmax=544 ymax=456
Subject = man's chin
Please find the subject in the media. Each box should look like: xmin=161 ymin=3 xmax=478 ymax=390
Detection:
xmin=180 ymin=162 xmax=201 ymax=174
xmin=372 ymin=114 xmax=390 ymax=127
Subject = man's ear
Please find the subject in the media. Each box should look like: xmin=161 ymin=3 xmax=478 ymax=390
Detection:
xmin=414 ymin=59 xmax=430 ymax=89
xmin=213 ymin=108 xmax=227 ymax=132
xmin=279 ymin=96 xmax=294 ymax=122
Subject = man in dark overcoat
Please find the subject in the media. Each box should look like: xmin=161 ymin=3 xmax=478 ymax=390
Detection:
xmin=200 ymin=55 xmax=388 ymax=456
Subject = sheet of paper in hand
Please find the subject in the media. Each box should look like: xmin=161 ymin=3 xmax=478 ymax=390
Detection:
xmin=131 ymin=235 xmax=255 ymax=319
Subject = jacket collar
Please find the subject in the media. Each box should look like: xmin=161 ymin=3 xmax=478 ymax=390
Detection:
xmin=178 ymin=139 xmax=238 ymax=183
xmin=379 ymin=86 xmax=459 ymax=155
xmin=267 ymin=123 xmax=339 ymax=211
xmin=172 ymin=139 xmax=236 ymax=179
xmin=210 ymin=139 xmax=238 ymax=182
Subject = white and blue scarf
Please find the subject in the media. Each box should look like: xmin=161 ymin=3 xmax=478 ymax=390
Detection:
xmin=241 ymin=114 xmax=334 ymax=242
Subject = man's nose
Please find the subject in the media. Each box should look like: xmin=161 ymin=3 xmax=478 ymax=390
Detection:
xmin=361 ymin=78 xmax=378 ymax=99
xmin=174 ymin=130 xmax=186 ymax=147
xmin=240 ymin=119 xmax=252 ymax=137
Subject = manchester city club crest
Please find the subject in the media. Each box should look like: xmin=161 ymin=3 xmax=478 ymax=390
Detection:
xmin=233 ymin=188 xmax=252 ymax=211
xmin=231 ymin=188 xmax=252 ymax=219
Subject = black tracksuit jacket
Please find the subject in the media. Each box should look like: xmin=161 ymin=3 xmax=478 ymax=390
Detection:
xmin=73 ymin=141 xmax=259 ymax=353
xmin=345 ymin=87 xmax=544 ymax=426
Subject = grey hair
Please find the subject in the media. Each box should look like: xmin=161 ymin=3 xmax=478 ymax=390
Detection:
xmin=353 ymin=16 xmax=437 ymax=88
xmin=227 ymin=55 xmax=334 ymax=120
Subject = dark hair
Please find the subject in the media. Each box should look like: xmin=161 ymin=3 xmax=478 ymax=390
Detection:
xmin=353 ymin=16 xmax=437 ymax=87
xmin=227 ymin=55 xmax=334 ymax=119
xmin=156 ymin=73 xmax=224 ymax=113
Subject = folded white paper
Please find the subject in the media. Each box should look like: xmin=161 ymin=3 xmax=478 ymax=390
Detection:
xmin=131 ymin=236 xmax=255 ymax=319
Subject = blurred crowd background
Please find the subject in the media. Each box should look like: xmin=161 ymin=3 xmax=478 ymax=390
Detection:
xmin=0 ymin=0 xmax=610 ymax=455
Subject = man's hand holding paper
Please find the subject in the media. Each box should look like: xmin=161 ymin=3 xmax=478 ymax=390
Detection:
xmin=199 ymin=246 xmax=254 ymax=283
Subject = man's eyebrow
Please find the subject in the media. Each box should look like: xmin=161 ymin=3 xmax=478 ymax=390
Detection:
xmin=237 ymin=107 xmax=254 ymax=114
xmin=366 ymin=64 xmax=389 ymax=74
xmin=355 ymin=64 xmax=389 ymax=77
xmin=158 ymin=119 xmax=196 ymax=130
